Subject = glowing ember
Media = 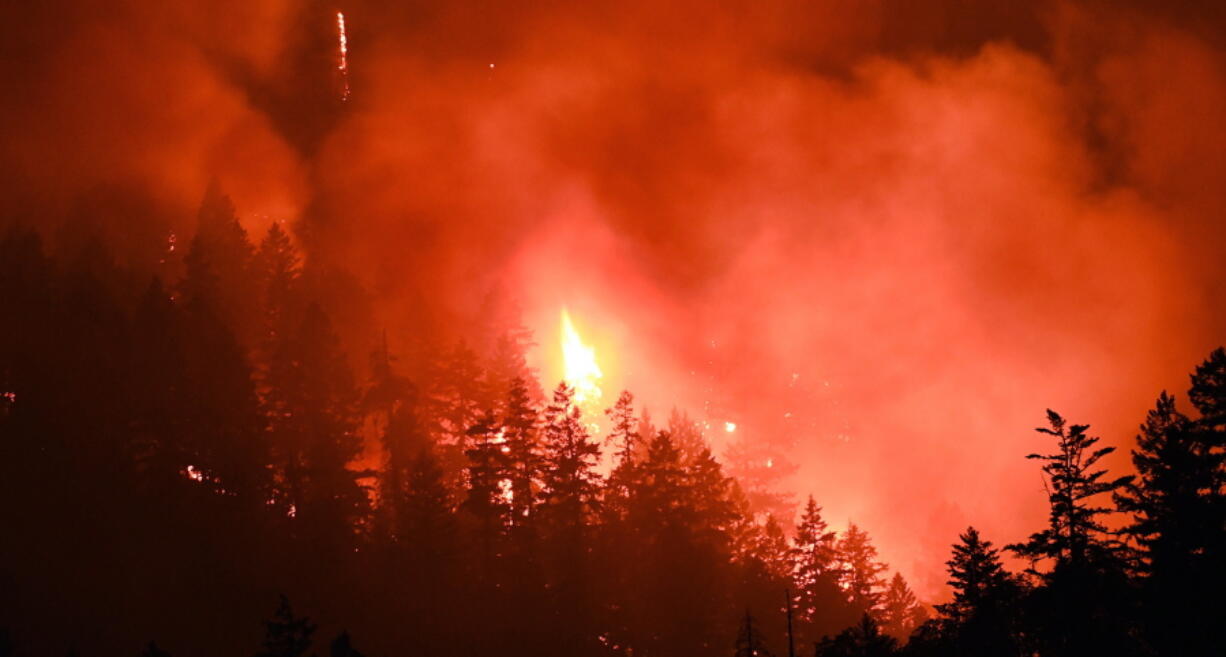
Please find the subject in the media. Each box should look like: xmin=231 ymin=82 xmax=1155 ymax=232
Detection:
xmin=336 ymin=11 xmax=350 ymax=101
xmin=560 ymin=308 xmax=603 ymax=407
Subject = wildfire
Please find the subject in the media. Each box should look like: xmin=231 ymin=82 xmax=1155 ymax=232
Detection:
xmin=560 ymin=309 xmax=603 ymax=407
xmin=336 ymin=11 xmax=350 ymax=101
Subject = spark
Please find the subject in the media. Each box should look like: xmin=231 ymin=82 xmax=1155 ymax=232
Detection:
xmin=497 ymin=478 xmax=514 ymax=506
xmin=336 ymin=11 xmax=350 ymax=101
xmin=560 ymin=308 xmax=603 ymax=407
xmin=725 ymin=421 xmax=737 ymax=433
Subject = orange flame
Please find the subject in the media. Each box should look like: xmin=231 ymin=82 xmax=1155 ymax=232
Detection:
xmin=560 ymin=308 xmax=603 ymax=407
xmin=336 ymin=11 xmax=350 ymax=101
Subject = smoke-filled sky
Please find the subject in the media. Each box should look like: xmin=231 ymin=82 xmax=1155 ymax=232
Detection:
xmin=4 ymin=0 xmax=1225 ymax=598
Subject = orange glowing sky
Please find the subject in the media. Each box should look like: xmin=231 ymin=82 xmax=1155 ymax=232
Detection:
xmin=3 ymin=0 xmax=1225 ymax=599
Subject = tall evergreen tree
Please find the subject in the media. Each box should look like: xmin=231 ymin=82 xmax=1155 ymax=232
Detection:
xmin=327 ymin=632 xmax=363 ymax=657
xmin=129 ymin=278 xmax=189 ymax=480
xmin=502 ymin=376 xmax=541 ymax=531
xmin=537 ymin=382 xmax=602 ymax=656
xmin=838 ymin=523 xmax=887 ymax=618
xmin=1189 ymin=347 xmax=1226 ymax=430
xmin=256 ymin=596 xmax=315 ymax=657
xmin=430 ymin=340 xmax=489 ymax=487
xmin=1009 ymin=410 xmax=1132 ymax=570
xmin=605 ymin=390 xmax=640 ymax=468
xmin=1007 ymin=411 xmax=1136 ymax=657
xmin=265 ymin=304 xmax=369 ymax=546
xmin=179 ymin=286 xmax=271 ymax=502
xmin=792 ymin=496 xmax=847 ymax=637
xmin=379 ymin=396 xmax=430 ymax=541
xmin=461 ymin=409 xmax=511 ymax=573
xmin=935 ymin=528 xmax=1021 ymax=657
xmin=1116 ymin=379 xmax=1225 ymax=655
xmin=182 ymin=182 xmax=259 ymax=344
xmin=538 ymin=383 xmax=602 ymax=530
xmin=254 ymin=222 xmax=303 ymax=357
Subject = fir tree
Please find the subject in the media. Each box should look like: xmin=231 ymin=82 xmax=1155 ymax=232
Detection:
xmin=605 ymin=390 xmax=640 ymax=468
xmin=1008 ymin=410 xmax=1132 ymax=570
xmin=179 ymin=288 xmax=270 ymax=502
xmin=266 ymin=304 xmax=369 ymax=544
xmin=328 ymin=632 xmax=363 ymax=657
xmin=538 ymin=382 xmax=602 ymax=529
xmin=1007 ymin=411 xmax=1136 ymax=657
xmin=935 ymin=527 xmax=1021 ymax=657
xmin=182 ymin=182 xmax=259 ymax=344
xmin=879 ymin=573 xmax=925 ymax=641
xmin=502 ymin=376 xmax=541 ymax=530
xmin=1116 ymin=382 xmax=1225 ymax=656
xmin=255 ymin=223 xmax=303 ymax=357
xmin=838 ymin=523 xmax=887 ymax=617
xmin=256 ymin=596 xmax=315 ymax=657
xmin=792 ymin=496 xmax=846 ymax=636
xmin=815 ymin=615 xmax=897 ymax=657
xmin=538 ymin=384 xmax=602 ymax=657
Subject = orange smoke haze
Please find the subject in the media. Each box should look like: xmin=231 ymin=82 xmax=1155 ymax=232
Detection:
xmin=3 ymin=0 xmax=1225 ymax=598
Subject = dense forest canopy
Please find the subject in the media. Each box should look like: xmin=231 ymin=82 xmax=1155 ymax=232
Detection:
xmin=0 ymin=193 xmax=1223 ymax=657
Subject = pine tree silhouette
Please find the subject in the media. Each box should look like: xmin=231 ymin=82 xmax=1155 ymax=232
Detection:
xmin=935 ymin=527 xmax=1022 ymax=657
xmin=256 ymin=596 xmax=315 ymax=657
xmin=837 ymin=523 xmax=887 ymax=618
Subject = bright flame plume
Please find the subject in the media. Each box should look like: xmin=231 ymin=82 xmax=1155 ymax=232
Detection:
xmin=336 ymin=11 xmax=350 ymax=101
xmin=560 ymin=309 xmax=603 ymax=407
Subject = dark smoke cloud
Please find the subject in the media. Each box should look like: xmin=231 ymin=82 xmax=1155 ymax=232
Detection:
xmin=2 ymin=0 xmax=1224 ymax=598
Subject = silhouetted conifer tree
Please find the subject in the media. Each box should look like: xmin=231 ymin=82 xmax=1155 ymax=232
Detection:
xmin=265 ymin=304 xmax=369 ymax=546
xmin=327 ymin=632 xmax=363 ymax=657
xmin=1115 ymin=355 xmax=1226 ymax=656
xmin=462 ymin=409 xmax=511 ymax=572
xmin=179 ymin=293 xmax=270 ymax=501
xmin=1007 ymin=411 xmax=1136 ymax=657
xmin=1009 ymin=410 xmax=1132 ymax=569
xmin=257 ymin=596 xmax=315 ymax=657
xmin=838 ymin=524 xmax=887 ymax=618
xmin=879 ymin=574 xmax=925 ymax=642
xmin=538 ymin=382 xmax=602 ymax=655
xmin=255 ymin=223 xmax=303 ymax=357
xmin=183 ymin=182 xmax=258 ymax=344
xmin=502 ymin=376 xmax=542 ymax=531
xmin=815 ymin=615 xmax=897 ymax=657
xmin=605 ymin=390 xmax=640 ymax=469
xmin=934 ymin=528 xmax=1021 ymax=657
xmin=431 ymin=340 xmax=489 ymax=486
xmin=792 ymin=496 xmax=848 ymax=638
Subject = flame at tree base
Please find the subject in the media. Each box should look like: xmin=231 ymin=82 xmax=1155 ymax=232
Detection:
xmin=560 ymin=308 xmax=603 ymax=408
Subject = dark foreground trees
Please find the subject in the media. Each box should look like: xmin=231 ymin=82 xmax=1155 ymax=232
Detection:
xmin=1 ymin=197 xmax=1224 ymax=657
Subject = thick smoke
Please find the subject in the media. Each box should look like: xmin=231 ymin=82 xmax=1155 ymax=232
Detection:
xmin=3 ymin=0 xmax=1224 ymax=598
